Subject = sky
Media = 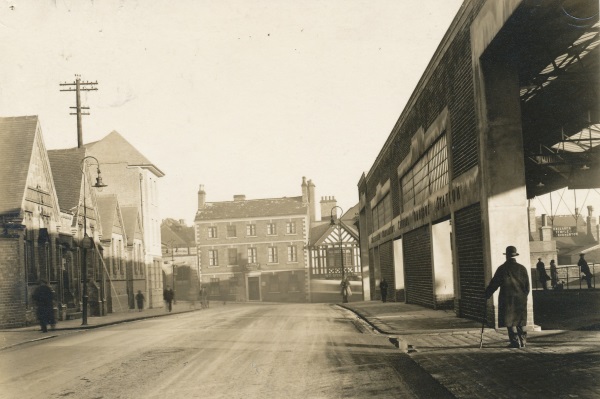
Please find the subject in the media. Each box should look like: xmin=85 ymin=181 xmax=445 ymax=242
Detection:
xmin=2 ymin=0 xmax=599 ymax=225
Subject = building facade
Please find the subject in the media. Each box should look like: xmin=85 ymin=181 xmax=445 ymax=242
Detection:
xmin=357 ymin=0 xmax=599 ymax=329
xmin=85 ymin=131 xmax=165 ymax=308
xmin=194 ymin=181 xmax=312 ymax=302
xmin=308 ymin=198 xmax=362 ymax=302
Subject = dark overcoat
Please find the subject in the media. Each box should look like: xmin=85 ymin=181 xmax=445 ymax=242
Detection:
xmin=485 ymin=258 xmax=530 ymax=327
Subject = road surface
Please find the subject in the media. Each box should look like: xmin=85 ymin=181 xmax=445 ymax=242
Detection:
xmin=0 ymin=303 xmax=452 ymax=398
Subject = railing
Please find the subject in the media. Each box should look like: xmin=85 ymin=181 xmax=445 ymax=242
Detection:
xmin=312 ymin=266 xmax=361 ymax=280
xmin=532 ymin=263 xmax=596 ymax=290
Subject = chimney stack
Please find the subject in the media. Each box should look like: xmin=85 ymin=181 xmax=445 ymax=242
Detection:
xmin=301 ymin=177 xmax=308 ymax=204
xmin=587 ymin=206 xmax=598 ymax=242
xmin=198 ymin=185 xmax=206 ymax=209
xmin=307 ymin=179 xmax=316 ymax=223
xmin=320 ymin=196 xmax=338 ymax=221
xmin=540 ymin=214 xmax=552 ymax=241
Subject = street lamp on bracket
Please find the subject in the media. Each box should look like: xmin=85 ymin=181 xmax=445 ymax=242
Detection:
xmin=330 ymin=205 xmax=348 ymax=303
xmin=79 ymin=155 xmax=107 ymax=326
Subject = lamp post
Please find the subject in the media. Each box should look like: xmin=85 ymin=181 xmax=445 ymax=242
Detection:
xmin=168 ymin=239 xmax=176 ymax=301
xmin=330 ymin=206 xmax=348 ymax=303
xmin=80 ymin=156 xmax=107 ymax=325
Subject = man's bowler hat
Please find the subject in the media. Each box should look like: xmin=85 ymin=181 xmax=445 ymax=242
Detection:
xmin=503 ymin=246 xmax=519 ymax=257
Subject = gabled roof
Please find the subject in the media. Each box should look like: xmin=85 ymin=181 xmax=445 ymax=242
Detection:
xmin=309 ymin=219 xmax=359 ymax=246
xmin=121 ymin=206 xmax=142 ymax=246
xmin=195 ymin=196 xmax=308 ymax=221
xmin=47 ymin=148 xmax=87 ymax=213
xmin=0 ymin=116 xmax=38 ymax=215
xmin=161 ymin=218 xmax=194 ymax=246
xmin=96 ymin=195 xmax=124 ymax=241
xmin=85 ymin=130 xmax=164 ymax=177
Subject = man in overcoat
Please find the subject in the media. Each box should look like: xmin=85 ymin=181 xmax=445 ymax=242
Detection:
xmin=536 ymin=258 xmax=550 ymax=290
xmin=32 ymin=279 xmax=56 ymax=333
xmin=485 ymin=246 xmax=530 ymax=348
xmin=163 ymin=286 xmax=174 ymax=312
xmin=578 ymin=253 xmax=593 ymax=289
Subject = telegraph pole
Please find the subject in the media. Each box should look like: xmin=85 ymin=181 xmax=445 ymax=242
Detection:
xmin=60 ymin=75 xmax=98 ymax=148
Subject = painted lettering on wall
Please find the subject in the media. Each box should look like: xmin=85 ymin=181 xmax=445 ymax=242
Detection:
xmin=434 ymin=186 xmax=461 ymax=212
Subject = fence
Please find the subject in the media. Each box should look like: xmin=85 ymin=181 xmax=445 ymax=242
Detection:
xmin=532 ymin=263 xmax=596 ymax=290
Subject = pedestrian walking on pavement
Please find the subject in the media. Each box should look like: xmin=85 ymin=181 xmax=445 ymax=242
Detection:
xmin=32 ymin=279 xmax=56 ymax=333
xmin=536 ymin=258 xmax=550 ymax=290
xmin=163 ymin=286 xmax=174 ymax=312
xmin=485 ymin=245 xmax=530 ymax=348
xmin=550 ymin=259 xmax=559 ymax=289
xmin=380 ymin=278 xmax=389 ymax=303
xmin=578 ymin=253 xmax=593 ymax=289
xmin=135 ymin=290 xmax=145 ymax=312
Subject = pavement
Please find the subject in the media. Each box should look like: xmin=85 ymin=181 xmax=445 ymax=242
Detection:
xmin=1 ymin=298 xmax=599 ymax=398
xmin=341 ymin=300 xmax=600 ymax=399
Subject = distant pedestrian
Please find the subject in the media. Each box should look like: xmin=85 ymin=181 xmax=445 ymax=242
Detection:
xmin=485 ymin=246 xmax=530 ymax=348
xmin=340 ymin=277 xmax=352 ymax=302
xmin=578 ymin=253 xmax=593 ymax=289
xmin=163 ymin=286 xmax=174 ymax=312
xmin=135 ymin=290 xmax=145 ymax=312
xmin=32 ymin=279 xmax=56 ymax=333
xmin=536 ymin=258 xmax=550 ymax=290
xmin=550 ymin=260 xmax=559 ymax=289
xmin=200 ymin=286 xmax=209 ymax=309
xmin=189 ymin=287 xmax=197 ymax=309
xmin=380 ymin=278 xmax=389 ymax=303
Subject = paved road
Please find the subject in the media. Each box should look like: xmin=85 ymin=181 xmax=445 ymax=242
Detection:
xmin=0 ymin=303 xmax=452 ymax=399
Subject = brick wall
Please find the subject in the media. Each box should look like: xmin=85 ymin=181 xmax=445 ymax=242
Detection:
xmin=0 ymin=238 xmax=27 ymax=328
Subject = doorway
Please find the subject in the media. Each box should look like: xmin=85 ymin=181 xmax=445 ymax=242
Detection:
xmin=247 ymin=276 xmax=261 ymax=301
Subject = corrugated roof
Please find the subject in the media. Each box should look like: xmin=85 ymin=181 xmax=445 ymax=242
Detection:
xmin=47 ymin=148 xmax=86 ymax=212
xmin=85 ymin=131 xmax=165 ymax=177
xmin=0 ymin=116 xmax=38 ymax=215
xmin=195 ymin=196 xmax=308 ymax=221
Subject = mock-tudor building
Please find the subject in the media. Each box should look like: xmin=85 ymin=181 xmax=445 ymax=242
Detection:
xmin=308 ymin=198 xmax=362 ymax=302
xmin=194 ymin=179 xmax=315 ymax=302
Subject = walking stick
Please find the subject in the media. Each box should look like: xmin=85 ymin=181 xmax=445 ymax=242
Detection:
xmin=479 ymin=299 xmax=487 ymax=349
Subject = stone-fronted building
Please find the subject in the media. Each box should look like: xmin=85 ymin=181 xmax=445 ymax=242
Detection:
xmin=85 ymin=131 xmax=165 ymax=308
xmin=194 ymin=180 xmax=313 ymax=302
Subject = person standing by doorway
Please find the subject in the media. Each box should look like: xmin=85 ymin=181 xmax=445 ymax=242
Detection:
xmin=485 ymin=246 xmax=530 ymax=348
xmin=579 ymin=253 xmax=593 ymax=289
xmin=536 ymin=258 xmax=550 ymax=290
xmin=135 ymin=290 xmax=145 ymax=312
xmin=163 ymin=285 xmax=174 ymax=312
xmin=380 ymin=278 xmax=389 ymax=303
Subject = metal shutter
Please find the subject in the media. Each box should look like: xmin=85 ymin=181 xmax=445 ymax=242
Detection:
xmin=403 ymin=225 xmax=434 ymax=307
xmin=454 ymin=203 xmax=485 ymax=320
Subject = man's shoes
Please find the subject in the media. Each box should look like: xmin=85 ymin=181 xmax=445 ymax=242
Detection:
xmin=507 ymin=342 xmax=520 ymax=348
